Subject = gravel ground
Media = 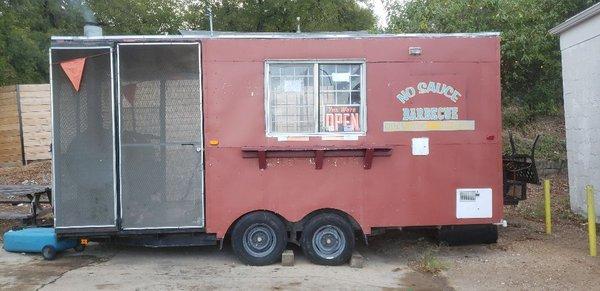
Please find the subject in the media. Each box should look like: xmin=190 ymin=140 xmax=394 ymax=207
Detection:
xmin=0 ymin=161 xmax=52 ymax=185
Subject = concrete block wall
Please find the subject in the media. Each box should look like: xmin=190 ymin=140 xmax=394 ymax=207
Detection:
xmin=559 ymin=13 xmax=600 ymax=219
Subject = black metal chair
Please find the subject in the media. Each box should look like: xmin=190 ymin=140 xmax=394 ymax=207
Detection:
xmin=503 ymin=133 xmax=540 ymax=205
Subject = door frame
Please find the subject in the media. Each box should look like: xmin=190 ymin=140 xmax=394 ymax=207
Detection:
xmin=116 ymin=42 xmax=204 ymax=230
xmin=50 ymin=46 xmax=118 ymax=229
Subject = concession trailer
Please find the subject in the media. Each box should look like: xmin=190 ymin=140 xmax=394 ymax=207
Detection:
xmin=48 ymin=30 xmax=538 ymax=265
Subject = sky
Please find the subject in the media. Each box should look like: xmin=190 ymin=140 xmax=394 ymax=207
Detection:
xmin=371 ymin=0 xmax=388 ymax=28
xmin=367 ymin=0 xmax=405 ymax=29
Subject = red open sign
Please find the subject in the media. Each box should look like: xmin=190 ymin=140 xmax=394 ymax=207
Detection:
xmin=323 ymin=105 xmax=360 ymax=132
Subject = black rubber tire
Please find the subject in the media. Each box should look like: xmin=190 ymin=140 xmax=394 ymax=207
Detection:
xmin=301 ymin=213 xmax=355 ymax=266
xmin=438 ymin=224 xmax=498 ymax=246
xmin=74 ymin=243 xmax=85 ymax=252
xmin=42 ymin=245 xmax=57 ymax=260
xmin=231 ymin=211 xmax=287 ymax=266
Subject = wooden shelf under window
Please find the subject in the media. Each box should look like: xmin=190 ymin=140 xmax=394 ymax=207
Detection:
xmin=241 ymin=146 xmax=393 ymax=170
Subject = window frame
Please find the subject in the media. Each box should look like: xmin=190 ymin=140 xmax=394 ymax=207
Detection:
xmin=264 ymin=59 xmax=367 ymax=137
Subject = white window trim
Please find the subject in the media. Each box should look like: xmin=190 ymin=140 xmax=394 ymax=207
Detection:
xmin=264 ymin=59 xmax=367 ymax=137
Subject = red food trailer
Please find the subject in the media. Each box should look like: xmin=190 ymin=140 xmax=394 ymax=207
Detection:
xmin=49 ymin=31 xmax=531 ymax=266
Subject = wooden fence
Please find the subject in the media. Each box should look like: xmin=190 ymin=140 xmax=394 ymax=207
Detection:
xmin=0 ymin=84 xmax=51 ymax=166
xmin=19 ymin=85 xmax=51 ymax=162
xmin=0 ymin=86 xmax=22 ymax=166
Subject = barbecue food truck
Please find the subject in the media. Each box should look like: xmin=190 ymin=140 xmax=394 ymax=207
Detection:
xmin=48 ymin=31 xmax=537 ymax=266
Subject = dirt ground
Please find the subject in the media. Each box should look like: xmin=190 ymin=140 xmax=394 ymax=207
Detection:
xmin=0 ymin=162 xmax=599 ymax=290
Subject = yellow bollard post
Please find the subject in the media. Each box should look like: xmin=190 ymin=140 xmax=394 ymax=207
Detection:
xmin=544 ymin=180 xmax=552 ymax=234
xmin=586 ymin=185 xmax=597 ymax=257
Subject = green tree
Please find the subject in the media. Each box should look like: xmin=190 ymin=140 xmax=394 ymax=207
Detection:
xmin=88 ymin=0 xmax=186 ymax=35
xmin=0 ymin=0 xmax=375 ymax=85
xmin=0 ymin=0 xmax=83 ymax=85
xmin=185 ymin=0 xmax=375 ymax=32
xmin=387 ymin=0 xmax=599 ymax=117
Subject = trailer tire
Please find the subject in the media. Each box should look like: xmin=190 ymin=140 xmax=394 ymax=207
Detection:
xmin=42 ymin=245 xmax=57 ymax=260
xmin=301 ymin=213 xmax=354 ymax=265
xmin=231 ymin=212 xmax=287 ymax=266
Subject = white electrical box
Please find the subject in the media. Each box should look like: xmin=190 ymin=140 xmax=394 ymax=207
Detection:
xmin=456 ymin=188 xmax=492 ymax=218
xmin=411 ymin=137 xmax=429 ymax=155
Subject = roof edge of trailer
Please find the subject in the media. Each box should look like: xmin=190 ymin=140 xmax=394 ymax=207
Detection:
xmin=51 ymin=31 xmax=501 ymax=41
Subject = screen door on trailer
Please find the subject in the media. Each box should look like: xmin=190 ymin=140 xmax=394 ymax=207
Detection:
xmin=51 ymin=47 xmax=116 ymax=228
xmin=118 ymin=43 xmax=204 ymax=229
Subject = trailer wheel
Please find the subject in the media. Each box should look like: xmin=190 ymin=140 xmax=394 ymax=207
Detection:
xmin=301 ymin=213 xmax=354 ymax=265
xmin=231 ymin=212 xmax=287 ymax=266
xmin=42 ymin=245 xmax=57 ymax=260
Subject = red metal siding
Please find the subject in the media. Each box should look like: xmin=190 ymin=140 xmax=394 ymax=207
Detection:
xmin=202 ymin=37 xmax=502 ymax=238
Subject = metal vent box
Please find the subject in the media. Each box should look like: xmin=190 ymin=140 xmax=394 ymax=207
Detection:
xmin=456 ymin=188 xmax=493 ymax=218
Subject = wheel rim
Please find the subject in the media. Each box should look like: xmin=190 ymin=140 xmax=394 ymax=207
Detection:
xmin=242 ymin=223 xmax=277 ymax=258
xmin=43 ymin=247 xmax=54 ymax=257
xmin=312 ymin=225 xmax=345 ymax=259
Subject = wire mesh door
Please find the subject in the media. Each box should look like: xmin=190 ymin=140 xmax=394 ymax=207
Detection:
xmin=118 ymin=43 xmax=204 ymax=229
xmin=51 ymin=47 xmax=117 ymax=229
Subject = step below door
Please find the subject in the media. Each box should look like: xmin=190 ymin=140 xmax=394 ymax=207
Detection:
xmin=117 ymin=43 xmax=204 ymax=230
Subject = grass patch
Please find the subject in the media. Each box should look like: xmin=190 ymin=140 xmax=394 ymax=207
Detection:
xmin=554 ymin=194 xmax=586 ymax=223
xmin=502 ymin=131 xmax=566 ymax=162
xmin=503 ymin=104 xmax=534 ymax=128
xmin=507 ymin=176 xmax=587 ymax=226
xmin=414 ymin=249 xmax=447 ymax=274
xmin=502 ymin=104 xmax=566 ymax=161
xmin=516 ymin=197 xmax=546 ymax=221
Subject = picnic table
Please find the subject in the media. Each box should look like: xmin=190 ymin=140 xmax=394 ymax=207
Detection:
xmin=0 ymin=185 xmax=52 ymax=224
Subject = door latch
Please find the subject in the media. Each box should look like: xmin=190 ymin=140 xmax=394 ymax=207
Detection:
xmin=181 ymin=143 xmax=202 ymax=152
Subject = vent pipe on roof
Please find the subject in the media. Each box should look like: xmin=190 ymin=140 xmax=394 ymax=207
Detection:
xmin=84 ymin=22 xmax=102 ymax=37
xmin=208 ymin=7 xmax=214 ymax=36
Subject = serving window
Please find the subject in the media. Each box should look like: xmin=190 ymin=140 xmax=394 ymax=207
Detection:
xmin=266 ymin=61 xmax=366 ymax=136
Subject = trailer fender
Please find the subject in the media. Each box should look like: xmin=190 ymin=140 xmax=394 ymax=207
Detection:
xmin=295 ymin=208 xmax=368 ymax=245
xmin=298 ymin=209 xmax=362 ymax=231
xmin=223 ymin=210 xmax=288 ymax=240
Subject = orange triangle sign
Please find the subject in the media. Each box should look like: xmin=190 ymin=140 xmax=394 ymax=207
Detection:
xmin=59 ymin=57 xmax=86 ymax=92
